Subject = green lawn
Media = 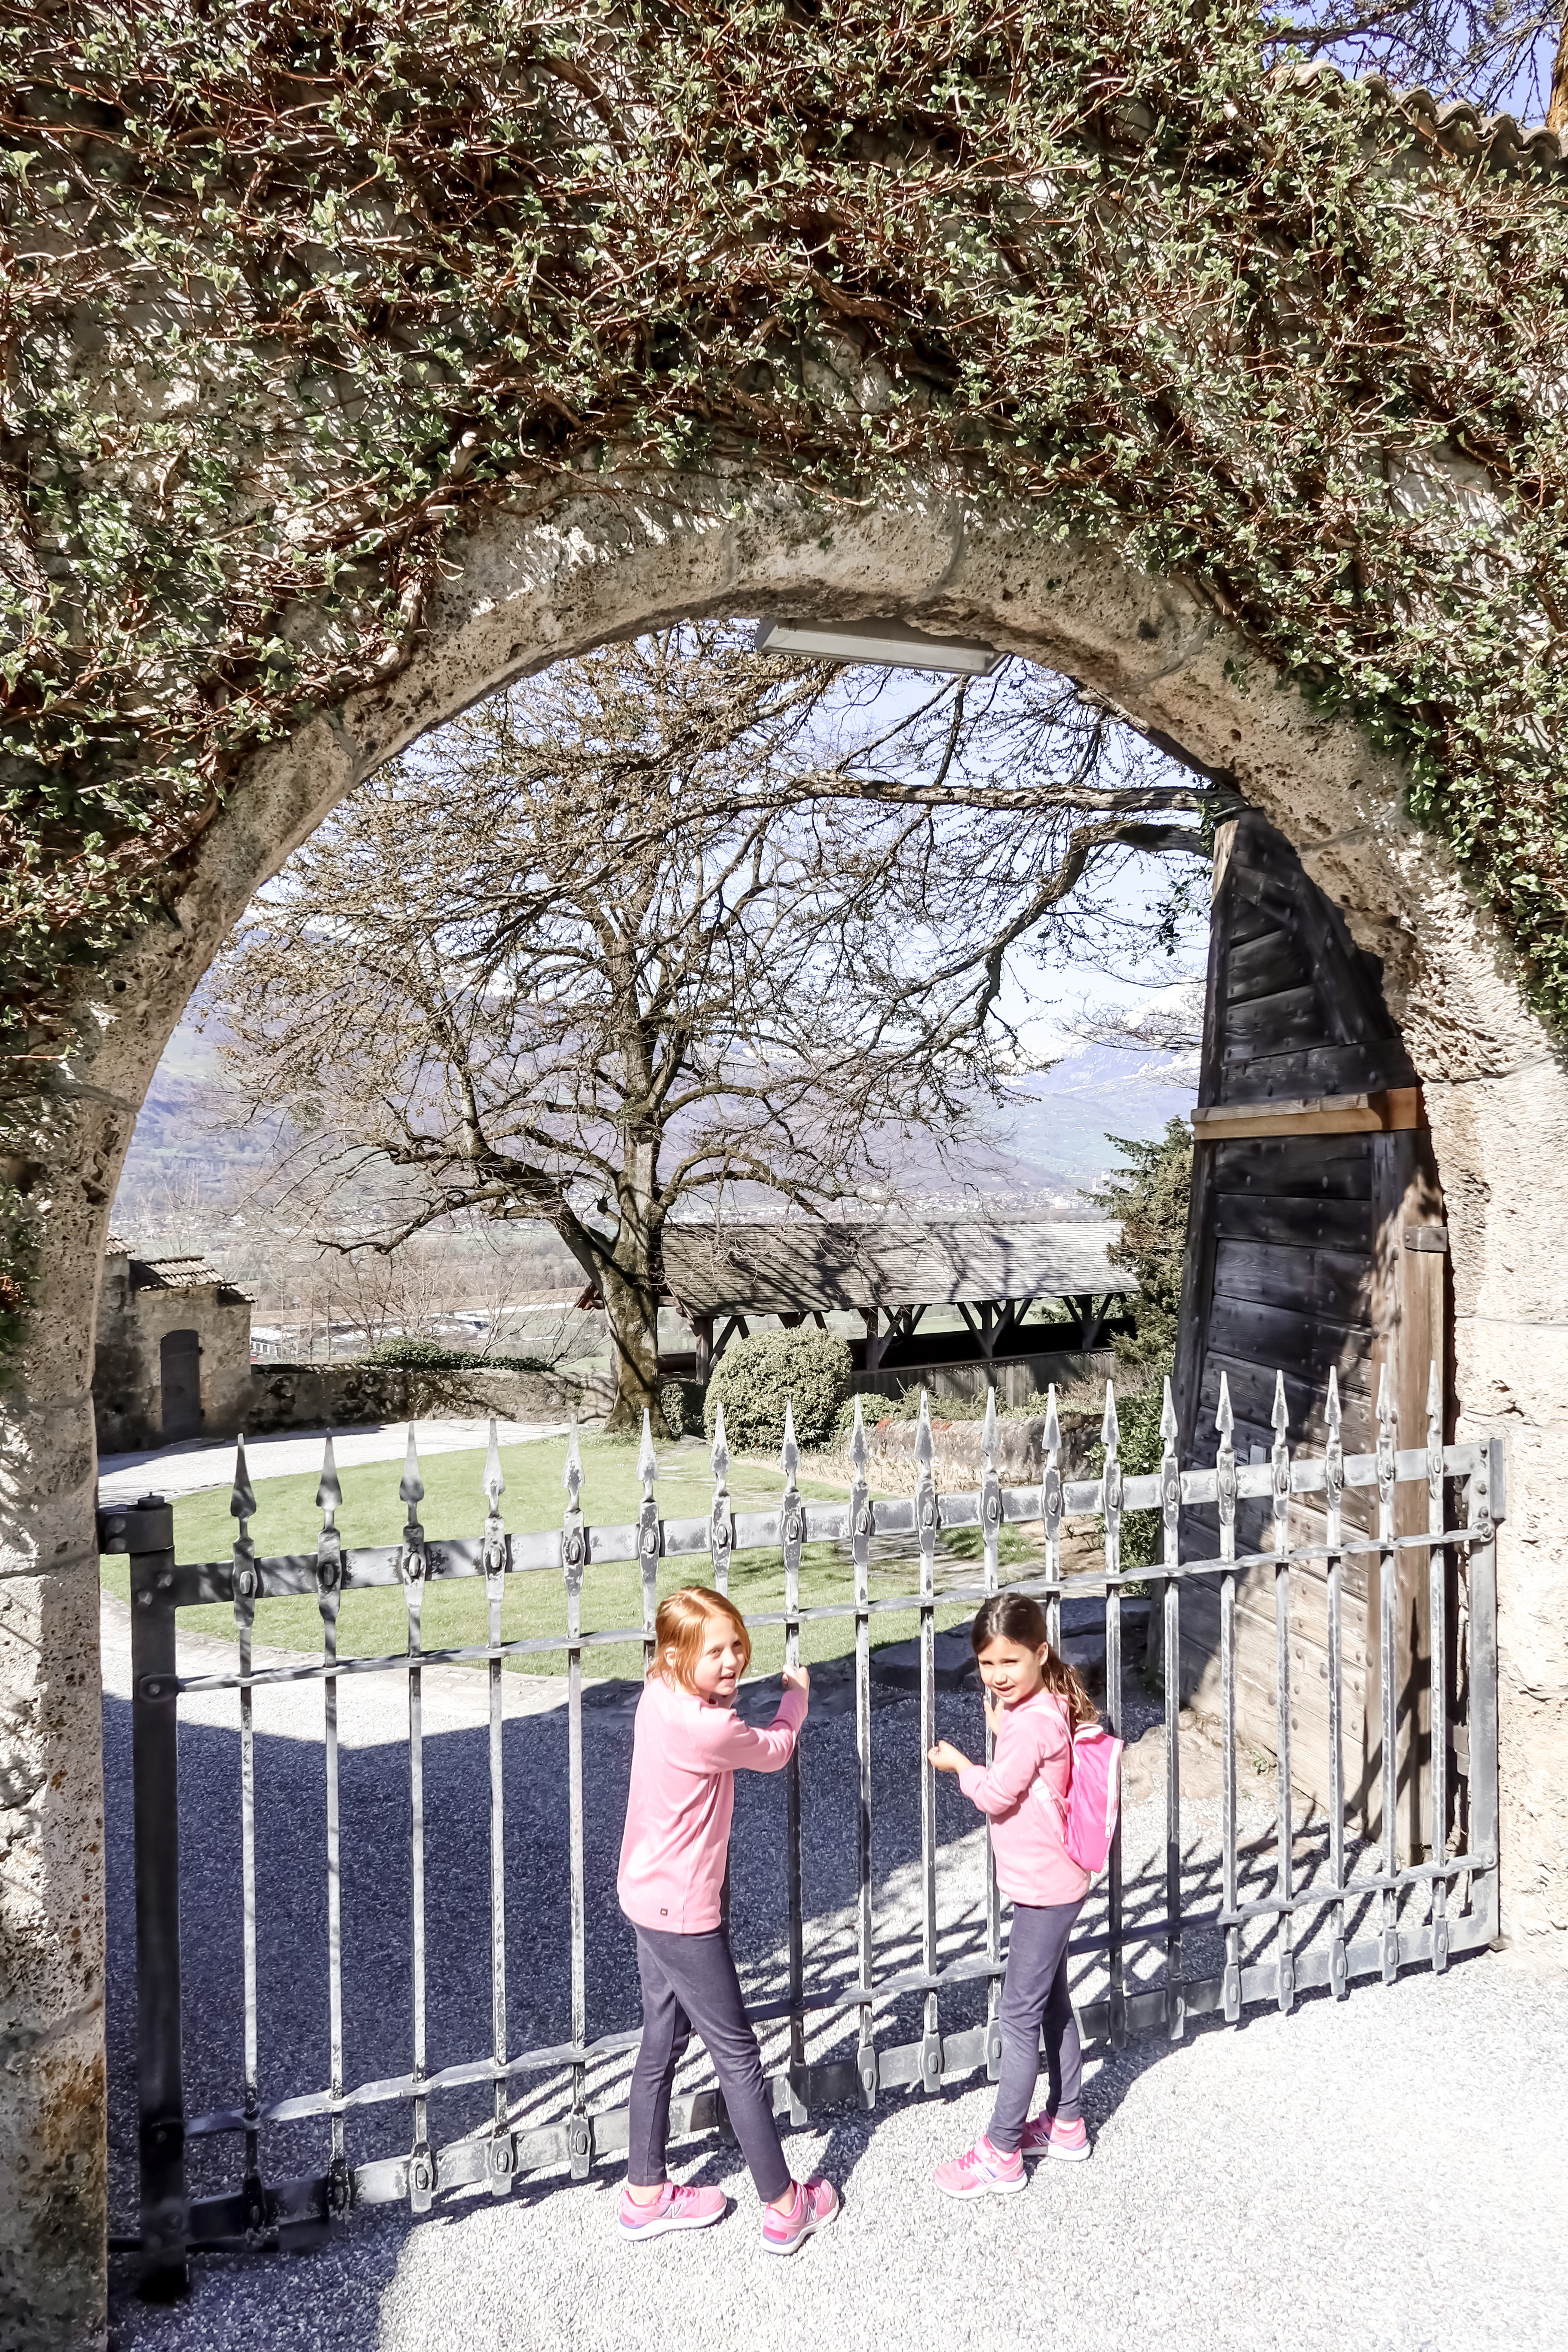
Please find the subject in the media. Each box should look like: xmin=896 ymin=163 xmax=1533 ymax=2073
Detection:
xmin=99 ymin=1434 xmax=1032 ymax=1679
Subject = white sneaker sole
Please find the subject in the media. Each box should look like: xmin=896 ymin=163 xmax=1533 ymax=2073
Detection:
xmin=619 ymin=2205 xmax=726 ymax=2241
xmin=760 ymin=2192 xmax=841 ymax=2254
xmin=1021 ymin=2136 xmax=1092 ymax=2165
xmin=934 ymin=2170 xmax=1029 ymax=2199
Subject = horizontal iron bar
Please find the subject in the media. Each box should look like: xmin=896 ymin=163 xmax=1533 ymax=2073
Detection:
xmin=151 ymin=1528 xmax=1487 ymax=1697
xmin=1216 ymin=1848 xmax=1493 ymax=1926
xmin=150 ymin=1440 xmax=1490 ymax=1609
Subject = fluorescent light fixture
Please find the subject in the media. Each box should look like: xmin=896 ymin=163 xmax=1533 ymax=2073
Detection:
xmin=753 ymin=616 xmax=1004 ymax=676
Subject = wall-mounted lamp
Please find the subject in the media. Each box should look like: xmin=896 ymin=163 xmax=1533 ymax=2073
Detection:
xmin=753 ymin=616 xmax=1004 ymax=676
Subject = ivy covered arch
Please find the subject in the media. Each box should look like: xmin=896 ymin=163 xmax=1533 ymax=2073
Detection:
xmin=4 ymin=9 xmax=1568 ymax=2344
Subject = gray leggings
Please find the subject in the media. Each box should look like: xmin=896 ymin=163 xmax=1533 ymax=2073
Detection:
xmin=987 ymin=1897 xmax=1086 ymax=2153
xmin=628 ymin=1923 xmax=790 ymax=2204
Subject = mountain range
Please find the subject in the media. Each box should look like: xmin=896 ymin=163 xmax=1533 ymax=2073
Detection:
xmin=112 ymin=1015 xmax=1197 ymax=1237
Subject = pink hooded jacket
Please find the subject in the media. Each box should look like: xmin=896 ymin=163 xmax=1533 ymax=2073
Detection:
xmin=617 ymin=1672 xmax=808 ymax=1933
xmin=957 ymin=1687 xmax=1090 ymax=1908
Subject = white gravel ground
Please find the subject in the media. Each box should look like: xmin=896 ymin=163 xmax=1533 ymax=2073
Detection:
xmin=101 ymin=1599 xmax=1568 ymax=2352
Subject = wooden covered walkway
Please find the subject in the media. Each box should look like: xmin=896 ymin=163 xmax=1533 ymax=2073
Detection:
xmin=652 ymin=1214 xmax=1136 ymax=1394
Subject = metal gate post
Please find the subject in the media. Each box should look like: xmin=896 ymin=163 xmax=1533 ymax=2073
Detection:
xmin=1468 ymin=1438 xmax=1504 ymax=1946
xmin=100 ymin=1493 xmax=190 ymax=2300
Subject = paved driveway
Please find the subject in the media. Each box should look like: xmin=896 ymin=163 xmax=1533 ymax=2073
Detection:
xmin=98 ymin=1418 xmax=574 ymax=1506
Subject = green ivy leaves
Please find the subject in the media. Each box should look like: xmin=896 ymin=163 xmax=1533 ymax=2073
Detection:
xmin=2 ymin=0 xmax=1568 ymax=1054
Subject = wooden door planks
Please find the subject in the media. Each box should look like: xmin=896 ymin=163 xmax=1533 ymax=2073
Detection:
xmin=1226 ymin=928 xmax=1310 ymax=1002
xmin=1176 ymin=813 xmax=1450 ymax=1859
xmin=1213 ymin=1135 xmax=1376 ymax=1198
xmin=1213 ymin=1237 xmax=1375 ymax=1323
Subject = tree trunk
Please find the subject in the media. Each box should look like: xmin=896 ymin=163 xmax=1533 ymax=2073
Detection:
xmin=1551 ymin=10 xmax=1568 ymax=132
xmin=599 ymin=1125 xmax=670 ymax=1436
xmin=600 ymin=1252 xmax=668 ymax=1434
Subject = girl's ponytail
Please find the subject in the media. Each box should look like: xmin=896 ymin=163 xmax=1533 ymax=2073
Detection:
xmin=969 ymin=1590 xmax=1099 ymax=1735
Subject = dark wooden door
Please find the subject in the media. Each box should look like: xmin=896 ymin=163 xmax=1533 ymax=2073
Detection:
xmin=159 ymin=1329 xmax=202 ymax=1442
xmin=1171 ymin=815 xmax=1450 ymax=1857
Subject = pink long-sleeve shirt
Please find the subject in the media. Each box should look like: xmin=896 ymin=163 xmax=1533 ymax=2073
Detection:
xmin=617 ymin=1672 xmax=808 ymax=1933
xmin=957 ymin=1687 xmax=1090 ymax=1909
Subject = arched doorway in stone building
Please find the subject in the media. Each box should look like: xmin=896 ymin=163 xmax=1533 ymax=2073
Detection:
xmin=8 ymin=481 xmax=1560 ymax=2345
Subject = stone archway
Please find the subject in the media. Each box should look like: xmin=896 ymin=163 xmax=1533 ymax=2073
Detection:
xmin=4 ymin=476 xmax=1565 ymax=2347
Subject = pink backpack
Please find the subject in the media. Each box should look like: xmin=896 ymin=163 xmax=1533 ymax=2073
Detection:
xmin=1042 ymin=1715 xmax=1124 ymax=1877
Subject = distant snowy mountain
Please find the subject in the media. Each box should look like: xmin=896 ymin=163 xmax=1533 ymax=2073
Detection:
xmin=976 ymin=1039 xmax=1196 ymax=1197
xmin=113 ymin=1003 xmax=1198 ymax=1238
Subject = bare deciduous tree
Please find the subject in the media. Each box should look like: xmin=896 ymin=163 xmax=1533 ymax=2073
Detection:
xmin=210 ymin=627 xmax=1212 ymax=1432
xmin=1265 ymin=0 xmax=1566 ymax=121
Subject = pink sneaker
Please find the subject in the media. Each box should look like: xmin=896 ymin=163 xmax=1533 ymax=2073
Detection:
xmin=1018 ymin=2112 xmax=1090 ymax=2163
xmin=760 ymin=2176 xmax=840 ymax=2255
xmin=933 ymin=2135 xmax=1027 ymax=2199
xmin=618 ymin=2180 xmax=727 ymax=2240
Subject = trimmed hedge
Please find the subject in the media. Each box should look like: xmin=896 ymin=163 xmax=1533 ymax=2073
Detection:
xmin=703 ymin=1329 xmax=852 ymax=1456
xmin=357 ymin=1338 xmax=469 ymax=1368
xmin=355 ymin=1338 xmax=551 ymax=1372
xmin=661 ymin=1380 xmax=698 ymax=1440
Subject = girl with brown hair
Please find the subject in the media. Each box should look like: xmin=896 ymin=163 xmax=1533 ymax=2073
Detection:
xmin=927 ymin=1590 xmax=1098 ymax=2195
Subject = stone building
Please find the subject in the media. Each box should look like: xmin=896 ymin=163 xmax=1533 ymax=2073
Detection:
xmin=92 ymin=1239 xmax=254 ymax=1453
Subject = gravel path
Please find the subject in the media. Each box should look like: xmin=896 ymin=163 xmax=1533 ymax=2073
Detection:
xmin=98 ymin=1419 xmax=577 ymax=1505
xmin=101 ymin=1603 xmax=1568 ymax=2352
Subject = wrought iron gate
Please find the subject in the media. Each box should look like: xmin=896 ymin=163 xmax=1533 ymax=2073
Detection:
xmin=101 ymin=1365 xmax=1501 ymax=2296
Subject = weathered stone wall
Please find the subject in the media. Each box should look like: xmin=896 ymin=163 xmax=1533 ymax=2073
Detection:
xmin=91 ymin=1253 xmax=254 ymax=1454
xmin=864 ymin=1409 xmax=1100 ymax=1495
xmin=855 ymin=1347 xmax=1117 ymax=1412
xmin=4 ymin=478 xmax=1567 ymax=2348
xmin=242 ymin=1358 xmax=608 ymax=1434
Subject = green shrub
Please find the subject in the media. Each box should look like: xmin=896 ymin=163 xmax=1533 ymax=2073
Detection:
xmin=660 ymin=1379 xmax=699 ymax=1439
xmin=703 ymin=1329 xmax=851 ymax=1455
xmin=357 ymin=1337 xmax=469 ymax=1368
xmin=354 ymin=1338 xmax=557 ymax=1374
xmin=1096 ymin=1119 xmax=1193 ymax=1367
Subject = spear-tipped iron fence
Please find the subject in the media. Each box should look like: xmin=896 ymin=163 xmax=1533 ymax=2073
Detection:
xmin=100 ymin=1366 xmax=1501 ymax=2297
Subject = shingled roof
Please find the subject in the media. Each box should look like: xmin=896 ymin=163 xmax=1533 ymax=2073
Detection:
xmin=106 ymin=1242 xmax=254 ymax=1306
xmin=1306 ymin=64 xmax=1567 ymax=172
xmin=661 ymin=1217 xmax=1134 ymax=1320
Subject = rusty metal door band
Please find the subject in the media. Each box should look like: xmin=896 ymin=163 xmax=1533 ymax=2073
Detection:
xmin=101 ymin=1370 xmax=1501 ymax=2297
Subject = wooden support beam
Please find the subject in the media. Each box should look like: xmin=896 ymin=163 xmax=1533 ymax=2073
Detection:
xmin=710 ymin=1314 xmax=748 ymax=1369
xmin=1191 ymin=1088 xmax=1424 ymax=1141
